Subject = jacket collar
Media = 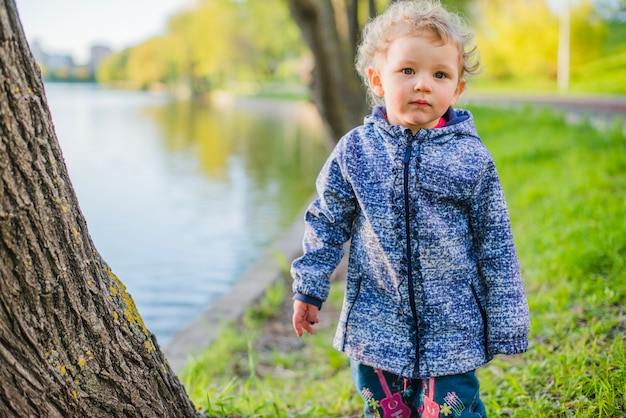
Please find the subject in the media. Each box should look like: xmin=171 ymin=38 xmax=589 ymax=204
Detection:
xmin=365 ymin=106 xmax=477 ymax=143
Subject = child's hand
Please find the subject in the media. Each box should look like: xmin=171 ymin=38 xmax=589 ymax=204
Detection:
xmin=292 ymin=300 xmax=320 ymax=337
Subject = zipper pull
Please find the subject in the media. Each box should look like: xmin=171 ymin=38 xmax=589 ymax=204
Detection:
xmin=403 ymin=140 xmax=413 ymax=164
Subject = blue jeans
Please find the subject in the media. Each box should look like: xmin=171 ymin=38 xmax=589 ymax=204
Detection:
xmin=351 ymin=359 xmax=487 ymax=417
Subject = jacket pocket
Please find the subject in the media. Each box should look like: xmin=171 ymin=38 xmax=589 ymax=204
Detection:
xmin=470 ymin=282 xmax=489 ymax=354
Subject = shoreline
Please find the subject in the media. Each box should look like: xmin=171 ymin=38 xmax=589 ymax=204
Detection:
xmin=164 ymin=205 xmax=308 ymax=374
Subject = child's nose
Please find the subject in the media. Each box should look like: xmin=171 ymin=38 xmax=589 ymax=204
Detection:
xmin=413 ymin=75 xmax=432 ymax=92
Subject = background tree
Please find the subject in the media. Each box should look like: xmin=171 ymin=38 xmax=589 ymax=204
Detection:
xmin=472 ymin=0 xmax=607 ymax=84
xmin=0 ymin=1 xmax=197 ymax=416
xmin=236 ymin=0 xmax=306 ymax=84
xmin=166 ymin=1 xmax=241 ymax=97
xmin=287 ymin=0 xmax=368 ymax=144
xmin=126 ymin=37 xmax=170 ymax=90
xmin=98 ymin=0 xmax=304 ymax=97
xmin=569 ymin=0 xmax=607 ymax=73
xmin=95 ymin=48 xmax=131 ymax=86
xmin=473 ymin=0 xmax=560 ymax=80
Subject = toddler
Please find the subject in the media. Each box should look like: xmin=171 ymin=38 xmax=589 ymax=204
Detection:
xmin=291 ymin=1 xmax=530 ymax=416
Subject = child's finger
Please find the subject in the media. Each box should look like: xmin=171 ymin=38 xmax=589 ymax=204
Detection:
xmin=292 ymin=313 xmax=313 ymax=336
xmin=301 ymin=320 xmax=315 ymax=335
xmin=292 ymin=301 xmax=318 ymax=336
xmin=293 ymin=321 xmax=303 ymax=337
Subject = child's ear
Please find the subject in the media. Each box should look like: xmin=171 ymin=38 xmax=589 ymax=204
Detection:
xmin=367 ymin=67 xmax=384 ymax=97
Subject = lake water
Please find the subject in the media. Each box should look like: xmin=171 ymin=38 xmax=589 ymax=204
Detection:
xmin=44 ymin=83 xmax=328 ymax=346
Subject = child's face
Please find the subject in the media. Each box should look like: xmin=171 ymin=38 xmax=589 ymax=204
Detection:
xmin=367 ymin=34 xmax=466 ymax=134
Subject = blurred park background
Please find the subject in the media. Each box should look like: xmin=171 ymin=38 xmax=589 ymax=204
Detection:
xmin=22 ymin=0 xmax=626 ymax=96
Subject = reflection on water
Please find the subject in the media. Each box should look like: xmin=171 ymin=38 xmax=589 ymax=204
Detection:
xmin=45 ymin=83 xmax=328 ymax=346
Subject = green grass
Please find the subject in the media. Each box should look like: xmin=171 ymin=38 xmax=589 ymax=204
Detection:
xmin=180 ymin=273 xmax=359 ymax=417
xmin=472 ymin=106 xmax=626 ymax=417
xmin=179 ymin=106 xmax=626 ymax=417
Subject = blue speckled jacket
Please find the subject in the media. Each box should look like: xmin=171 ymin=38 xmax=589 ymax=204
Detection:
xmin=291 ymin=106 xmax=530 ymax=379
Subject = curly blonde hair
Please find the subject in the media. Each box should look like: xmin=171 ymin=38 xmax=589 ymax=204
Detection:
xmin=356 ymin=0 xmax=480 ymax=106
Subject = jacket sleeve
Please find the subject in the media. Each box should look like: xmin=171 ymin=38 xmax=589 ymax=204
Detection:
xmin=291 ymin=146 xmax=356 ymax=303
xmin=469 ymin=159 xmax=530 ymax=356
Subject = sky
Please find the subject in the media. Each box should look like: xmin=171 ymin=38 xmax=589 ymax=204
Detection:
xmin=15 ymin=0 xmax=192 ymax=64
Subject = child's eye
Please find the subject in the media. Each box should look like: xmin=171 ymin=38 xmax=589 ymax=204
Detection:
xmin=401 ymin=68 xmax=414 ymax=75
xmin=434 ymin=71 xmax=447 ymax=79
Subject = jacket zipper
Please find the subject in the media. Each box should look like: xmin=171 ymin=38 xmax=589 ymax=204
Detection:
xmin=403 ymin=139 xmax=420 ymax=375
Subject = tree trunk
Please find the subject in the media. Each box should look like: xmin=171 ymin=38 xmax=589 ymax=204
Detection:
xmin=0 ymin=1 xmax=198 ymax=416
xmin=287 ymin=0 xmax=368 ymax=147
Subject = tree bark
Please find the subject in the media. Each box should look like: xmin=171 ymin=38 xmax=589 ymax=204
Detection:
xmin=287 ymin=0 xmax=368 ymax=147
xmin=0 ymin=1 xmax=198 ymax=416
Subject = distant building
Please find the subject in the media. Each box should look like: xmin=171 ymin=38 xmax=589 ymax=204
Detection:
xmin=46 ymin=54 xmax=75 ymax=72
xmin=89 ymin=45 xmax=113 ymax=73
xmin=29 ymin=39 xmax=112 ymax=81
xmin=29 ymin=39 xmax=46 ymax=64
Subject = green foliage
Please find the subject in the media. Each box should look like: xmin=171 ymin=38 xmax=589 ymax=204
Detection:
xmin=471 ymin=0 xmax=626 ymax=94
xmin=473 ymin=0 xmax=560 ymax=80
xmin=235 ymin=1 xmax=305 ymax=83
xmin=126 ymin=37 xmax=170 ymax=89
xmin=96 ymin=0 xmax=304 ymax=95
xmin=472 ymin=0 xmax=607 ymax=81
xmin=166 ymin=1 xmax=241 ymax=94
xmin=571 ymin=50 xmax=626 ymax=94
xmin=604 ymin=20 xmax=626 ymax=55
xmin=569 ymin=0 xmax=608 ymax=72
xmin=96 ymin=48 xmax=131 ymax=85
xmin=180 ymin=106 xmax=625 ymax=417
